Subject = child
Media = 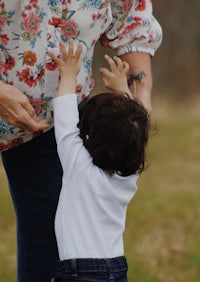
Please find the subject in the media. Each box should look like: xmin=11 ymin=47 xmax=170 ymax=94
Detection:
xmin=50 ymin=39 xmax=150 ymax=282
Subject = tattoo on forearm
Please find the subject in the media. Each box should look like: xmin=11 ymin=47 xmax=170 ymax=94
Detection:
xmin=127 ymin=71 xmax=146 ymax=87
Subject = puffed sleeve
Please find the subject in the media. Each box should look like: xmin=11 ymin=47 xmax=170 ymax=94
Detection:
xmin=100 ymin=0 xmax=162 ymax=56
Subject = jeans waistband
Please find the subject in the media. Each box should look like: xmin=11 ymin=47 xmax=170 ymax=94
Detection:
xmin=56 ymin=256 xmax=127 ymax=275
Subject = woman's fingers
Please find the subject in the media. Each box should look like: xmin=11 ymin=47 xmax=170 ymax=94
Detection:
xmin=0 ymin=84 xmax=49 ymax=131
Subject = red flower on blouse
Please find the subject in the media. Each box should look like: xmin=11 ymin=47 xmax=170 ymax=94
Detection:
xmin=0 ymin=33 xmax=9 ymax=45
xmin=8 ymin=138 xmax=24 ymax=148
xmin=29 ymin=97 xmax=42 ymax=113
xmin=136 ymin=0 xmax=146 ymax=11
xmin=17 ymin=66 xmax=44 ymax=87
xmin=0 ymin=142 xmax=7 ymax=151
xmin=4 ymin=54 xmax=15 ymax=74
xmin=76 ymin=84 xmax=83 ymax=93
xmin=46 ymin=60 xmax=57 ymax=71
xmin=48 ymin=17 xmax=62 ymax=27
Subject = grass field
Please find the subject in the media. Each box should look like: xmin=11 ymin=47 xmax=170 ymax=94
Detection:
xmin=0 ymin=99 xmax=200 ymax=282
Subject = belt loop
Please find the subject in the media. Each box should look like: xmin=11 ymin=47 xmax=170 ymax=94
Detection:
xmin=71 ymin=259 xmax=78 ymax=277
xmin=104 ymin=258 xmax=114 ymax=280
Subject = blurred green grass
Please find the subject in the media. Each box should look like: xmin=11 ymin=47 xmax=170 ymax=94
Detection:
xmin=0 ymin=160 xmax=16 ymax=282
xmin=0 ymin=99 xmax=200 ymax=282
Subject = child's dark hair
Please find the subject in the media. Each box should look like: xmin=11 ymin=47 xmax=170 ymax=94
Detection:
xmin=79 ymin=92 xmax=150 ymax=176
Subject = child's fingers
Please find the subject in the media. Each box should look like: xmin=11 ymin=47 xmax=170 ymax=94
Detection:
xmin=99 ymin=68 xmax=113 ymax=88
xmin=49 ymin=52 xmax=60 ymax=64
xmin=74 ymin=43 xmax=82 ymax=62
xmin=59 ymin=42 xmax=68 ymax=60
xmin=104 ymin=55 xmax=117 ymax=72
xmin=113 ymin=56 xmax=123 ymax=70
xmin=99 ymin=67 xmax=112 ymax=77
xmin=67 ymin=39 xmax=74 ymax=58
xmin=123 ymin=61 xmax=130 ymax=74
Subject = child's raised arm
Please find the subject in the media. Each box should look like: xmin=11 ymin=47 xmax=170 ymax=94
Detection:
xmin=99 ymin=55 xmax=132 ymax=99
xmin=50 ymin=39 xmax=82 ymax=96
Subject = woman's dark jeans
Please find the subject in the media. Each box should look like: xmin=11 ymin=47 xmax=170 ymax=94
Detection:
xmin=1 ymin=128 xmax=63 ymax=282
xmin=51 ymin=256 xmax=128 ymax=282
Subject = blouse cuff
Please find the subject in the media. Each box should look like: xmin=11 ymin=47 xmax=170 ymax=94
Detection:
xmin=116 ymin=45 xmax=156 ymax=57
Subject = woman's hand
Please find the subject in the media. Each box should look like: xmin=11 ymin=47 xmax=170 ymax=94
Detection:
xmin=0 ymin=82 xmax=49 ymax=131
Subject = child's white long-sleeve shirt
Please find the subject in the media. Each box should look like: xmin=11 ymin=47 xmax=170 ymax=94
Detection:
xmin=53 ymin=94 xmax=138 ymax=260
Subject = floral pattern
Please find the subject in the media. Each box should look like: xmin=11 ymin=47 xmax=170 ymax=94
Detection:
xmin=0 ymin=0 xmax=162 ymax=151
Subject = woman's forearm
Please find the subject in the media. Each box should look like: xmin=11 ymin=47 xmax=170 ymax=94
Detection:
xmin=120 ymin=52 xmax=153 ymax=114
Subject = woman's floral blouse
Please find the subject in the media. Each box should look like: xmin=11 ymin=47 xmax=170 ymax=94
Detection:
xmin=0 ymin=0 xmax=162 ymax=151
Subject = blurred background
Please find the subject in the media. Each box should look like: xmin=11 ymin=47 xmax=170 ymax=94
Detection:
xmin=0 ymin=1 xmax=200 ymax=281
xmin=151 ymin=0 xmax=200 ymax=102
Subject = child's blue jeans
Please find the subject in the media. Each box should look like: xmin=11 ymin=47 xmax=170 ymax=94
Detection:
xmin=51 ymin=256 xmax=128 ymax=282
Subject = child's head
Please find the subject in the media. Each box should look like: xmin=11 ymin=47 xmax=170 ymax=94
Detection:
xmin=79 ymin=92 xmax=150 ymax=176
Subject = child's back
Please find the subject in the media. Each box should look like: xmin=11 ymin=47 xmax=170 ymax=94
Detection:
xmin=51 ymin=39 xmax=150 ymax=282
xmin=55 ymin=102 xmax=138 ymax=258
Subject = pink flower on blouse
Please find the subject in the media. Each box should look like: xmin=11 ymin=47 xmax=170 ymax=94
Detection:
xmin=0 ymin=14 xmax=7 ymax=29
xmin=60 ymin=20 xmax=79 ymax=39
xmin=22 ymin=12 xmax=40 ymax=36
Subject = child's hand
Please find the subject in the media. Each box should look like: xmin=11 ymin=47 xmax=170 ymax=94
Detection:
xmin=99 ymin=55 xmax=132 ymax=98
xmin=50 ymin=39 xmax=82 ymax=96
